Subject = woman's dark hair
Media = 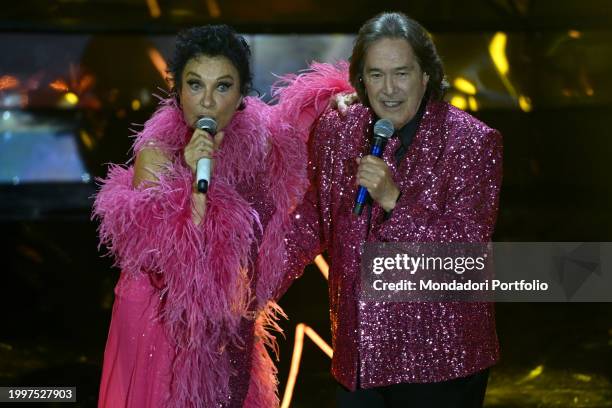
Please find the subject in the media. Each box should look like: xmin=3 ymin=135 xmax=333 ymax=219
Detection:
xmin=349 ymin=12 xmax=448 ymax=104
xmin=168 ymin=25 xmax=252 ymax=97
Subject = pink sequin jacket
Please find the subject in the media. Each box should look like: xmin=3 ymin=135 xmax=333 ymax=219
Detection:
xmin=277 ymin=98 xmax=503 ymax=390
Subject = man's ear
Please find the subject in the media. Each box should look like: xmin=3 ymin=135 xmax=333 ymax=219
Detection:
xmin=423 ymin=72 xmax=430 ymax=86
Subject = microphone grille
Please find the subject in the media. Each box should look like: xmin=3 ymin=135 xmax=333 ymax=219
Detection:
xmin=373 ymin=119 xmax=394 ymax=139
xmin=196 ymin=117 xmax=218 ymax=134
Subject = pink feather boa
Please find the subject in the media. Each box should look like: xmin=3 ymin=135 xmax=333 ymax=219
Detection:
xmin=256 ymin=61 xmax=354 ymax=304
xmin=93 ymin=62 xmax=352 ymax=407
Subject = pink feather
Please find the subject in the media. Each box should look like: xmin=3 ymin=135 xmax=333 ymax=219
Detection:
xmin=93 ymin=61 xmax=352 ymax=407
xmin=257 ymin=61 xmax=353 ymax=304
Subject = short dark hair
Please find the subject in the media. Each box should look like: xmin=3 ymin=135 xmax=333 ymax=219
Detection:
xmin=168 ymin=25 xmax=252 ymax=97
xmin=349 ymin=12 xmax=448 ymax=104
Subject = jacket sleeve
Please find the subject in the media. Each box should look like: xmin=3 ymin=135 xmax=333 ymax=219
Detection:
xmin=373 ymin=129 xmax=503 ymax=243
xmin=272 ymin=113 xmax=335 ymax=301
xmin=263 ymin=62 xmax=352 ymax=301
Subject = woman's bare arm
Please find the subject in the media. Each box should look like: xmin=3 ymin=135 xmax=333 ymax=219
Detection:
xmin=133 ymin=147 xmax=206 ymax=225
xmin=132 ymin=147 xmax=170 ymax=188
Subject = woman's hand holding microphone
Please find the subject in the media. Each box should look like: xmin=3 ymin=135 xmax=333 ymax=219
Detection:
xmin=184 ymin=127 xmax=225 ymax=225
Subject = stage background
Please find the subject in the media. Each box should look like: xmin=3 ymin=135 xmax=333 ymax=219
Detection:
xmin=1 ymin=1 xmax=611 ymax=406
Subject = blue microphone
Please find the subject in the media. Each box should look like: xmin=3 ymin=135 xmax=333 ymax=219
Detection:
xmin=353 ymin=118 xmax=395 ymax=215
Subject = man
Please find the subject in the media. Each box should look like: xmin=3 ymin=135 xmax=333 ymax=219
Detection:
xmin=277 ymin=12 xmax=502 ymax=408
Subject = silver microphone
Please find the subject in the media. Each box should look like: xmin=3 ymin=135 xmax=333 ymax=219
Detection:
xmin=195 ymin=117 xmax=217 ymax=193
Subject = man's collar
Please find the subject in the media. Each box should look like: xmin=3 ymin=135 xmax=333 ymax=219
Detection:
xmin=396 ymin=96 xmax=427 ymax=142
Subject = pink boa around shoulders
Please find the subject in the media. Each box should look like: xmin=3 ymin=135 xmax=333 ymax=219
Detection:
xmin=93 ymin=61 xmax=352 ymax=407
xmin=95 ymin=98 xmax=267 ymax=407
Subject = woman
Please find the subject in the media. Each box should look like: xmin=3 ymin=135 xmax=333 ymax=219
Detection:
xmin=94 ymin=25 xmax=351 ymax=407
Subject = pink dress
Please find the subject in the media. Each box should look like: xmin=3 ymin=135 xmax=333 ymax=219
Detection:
xmin=98 ymin=273 xmax=173 ymax=407
xmin=93 ymin=63 xmax=353 ymax=408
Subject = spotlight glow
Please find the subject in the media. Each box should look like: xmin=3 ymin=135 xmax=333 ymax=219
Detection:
xmin=489 ymin=32 xmax=509 ymax=76
xmin=468 ymin=96 xmax=479 ymax=111
xmin=454 ymin=78 xmax=477 ymax=95
xmin=518 ymin=95 xmax=532 ymax=112
xmin=146 ymin=0 xmax=161 ymax=18
xmin=450 ymin=95 xmax=468 ymax=110
xmin=314 ymin=255 xmax=329 ymax=280
xmin=280 ymin=324 xmax=333 ymax=408
xmin=148 ymin=48 xmax=168 ymax=81
xmin=64 ymin=92 xmax=79 ymax=105
xmin=131 ymin=99 xmax=141 ymax=111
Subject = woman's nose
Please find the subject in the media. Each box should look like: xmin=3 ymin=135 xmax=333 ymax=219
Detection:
xmin=200 ymin=90 xmax=214 ymax=108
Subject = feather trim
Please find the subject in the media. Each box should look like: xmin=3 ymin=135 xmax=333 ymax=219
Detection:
xmin=271 ymin=60 xmax=353 ymax=142
xmin=132 ymin=97 xmax=190 ymax=155
xmin=94 ymin=160 xmax=256 ymax=406
xmin=94 ymin=60 xmax=352 ymax=406
xmin=243 ymin=302 xmax=287 ymax=408
xmin=257 ymin=61 xmax=353 ymax=304
xmin=94 ymin=99 xmax=266 ymax=407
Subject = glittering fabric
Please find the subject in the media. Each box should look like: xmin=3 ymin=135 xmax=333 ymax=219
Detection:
xmin=278 ymin=99 xmax=503 ymax=390
xmin=95 ymin=99 xmax=289 ymax=408
xmin=95 ymin=61 xmax=352 ymax=407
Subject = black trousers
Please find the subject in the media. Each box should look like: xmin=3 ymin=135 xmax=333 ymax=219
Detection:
xmin=336 ymin=369 xmax=489 ymax=408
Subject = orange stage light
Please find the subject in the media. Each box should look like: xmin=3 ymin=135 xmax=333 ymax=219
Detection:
xmin=314 ymin=254 xmax=329 ymax=280
xmin=146 ymin=0 xmax=161 ymax=18
xmin=49 ymin=80 xmax=69 ymax=92
xmin=148 ymin=48 xmax=168 ymax=81
xmin=280 ymin=323 xmax=333 ymax=408
xmin=205 ymin=0 xmax=221 ymax=18
xmin=0 ymin=75 xmax=19 ymax=91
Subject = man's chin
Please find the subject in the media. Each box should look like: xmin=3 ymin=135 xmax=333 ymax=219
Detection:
xmin=372 ymin=109 xmax=411 ymax=129
xmin=376 ymin=115 xmax=408 ymax=130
